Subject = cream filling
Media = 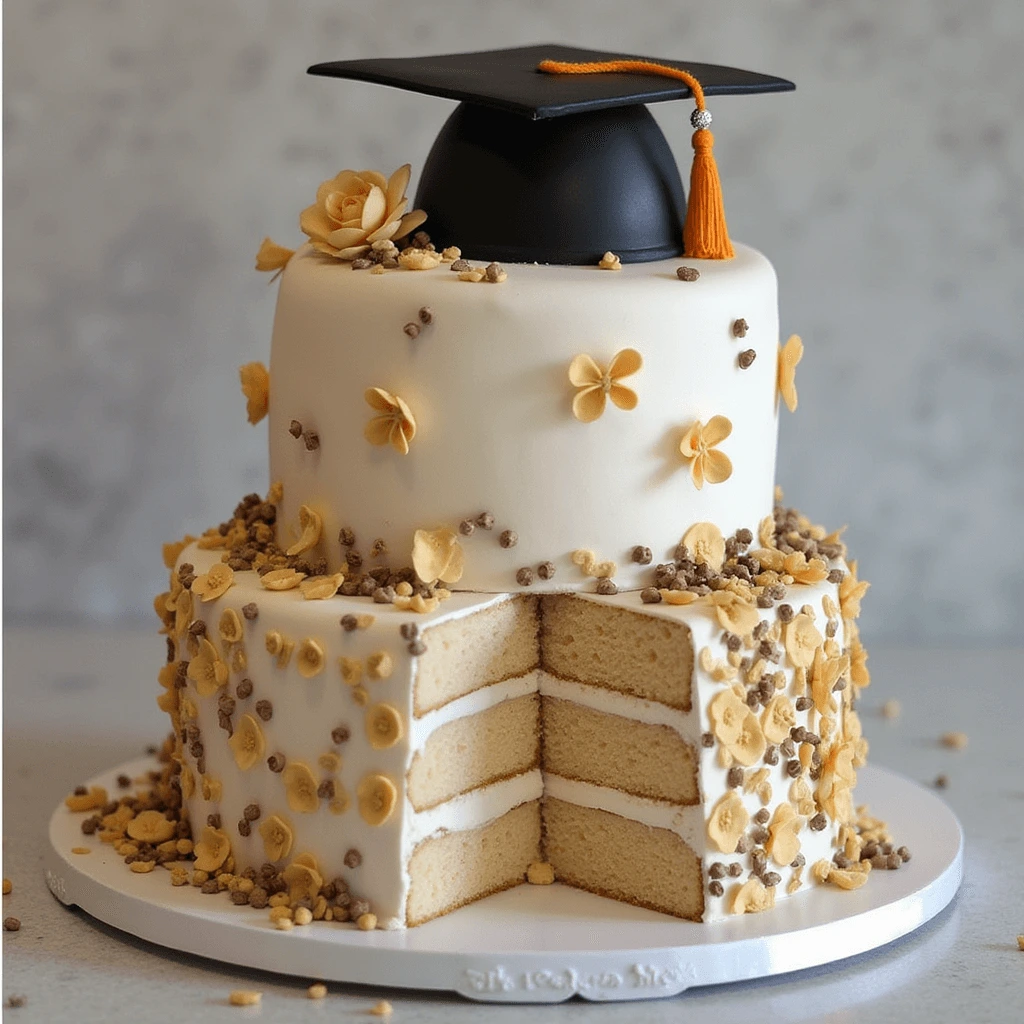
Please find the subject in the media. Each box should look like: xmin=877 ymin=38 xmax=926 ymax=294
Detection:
xmin=542 ymin=772 xmax=703 ymax=851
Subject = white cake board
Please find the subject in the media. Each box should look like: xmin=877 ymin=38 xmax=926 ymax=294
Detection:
xmin=44 ymin=759 xmax=962 ymax=1004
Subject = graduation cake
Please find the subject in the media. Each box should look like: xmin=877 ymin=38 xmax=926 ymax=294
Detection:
xmin=145 ymin=47 xmax=889 ymax=930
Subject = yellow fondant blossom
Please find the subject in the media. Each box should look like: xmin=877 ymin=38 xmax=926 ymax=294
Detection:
xmin=239 ymin=362 xmax=270 ymax=425
xmin=300 ymin=165 xmax=427 ymax=261
xmin=766 ymin=802 xmax=804 ymax=866
xmin=357 ymin=773 xmax=398 ymax=826
xmin=730 ymin=877 xmax=776 ymax=914
xmin=839 ymin=561 xmax=870 ymax=621
xmin=296 ymin=638 xmax=326 ymax=679
xmin=261 ymin=568 xmax=305 ymax=592
xmin=193 ymin=826 xmax=231 ymax=873
xmin=682 ymin=522 xmax=726 ymax=572
xmin=777 ymin=334 xmax=804 ymax=412
xmin=707 ymin=791 xmax=750 ymax=853
xmin=761 ymin=694 xmax=797 ymax=744
xmin=366 ymin=703 xmax=404 ymax=750
xmin=708 ymin=689 xmax=766 ymax=765
xmin=782 ymin=551 xmax=829 ymax=585
xmin=785 ymin=613 xmax=823 ymax=669
xmin=258 ymin=815 xmax=294 ymax=862
xmin=191 ymin=563 xmax=235 ymax=603
xmin=679 ymin=416 xmax=733 ymax=489
xmin=810 ymin=645 xmax=849 ymax=716
xmin=229 ymin=714 xmax=265 ymax=771
xmin=283 ymin=858 xmax=323 ymax=904
xmin=286 ymin=505 xmax=322 ymax=557
xmin=282 ymin=762 xmax=320 ymax=813
xmin=218 ymin=608 xmax=244 ymax=644
xmin=364 ymin=388 xmax=417 ymax=455
xmin=255 ymin=237 xmax=296 ymax=276
xmin=707 ymin=591 xmax=760 ymax=636
xmin=568 ymin=348 xmax=643 ymax=423
xmin=187 ymin=638 xmax=228 ymax=698
xmin=126 ymin=810 xmax=177 ymax=844
xmin=366 ymin=651 xmax=394 ymax=681
xmin=412 ymin=527 xmax=465 ymax=585
xmin=816 ymin=740 xmax=857 ymax=822
xmin=571 ymin=549 xmax=618 ymax=579
xmin=300 ymin=573 xmax=344 ymax=600
xmin=162 ymin=536 xmax=195 ymax=570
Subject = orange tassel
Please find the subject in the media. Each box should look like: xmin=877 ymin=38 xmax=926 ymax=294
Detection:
xmin=537 ymin=58 xmax=734 ymax=260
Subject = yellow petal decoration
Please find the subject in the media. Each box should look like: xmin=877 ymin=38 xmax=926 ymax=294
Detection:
xmin=707 ymin=591 xmax=760 ymax=636
xmin=191 ymin=563 xmax=235 ymax=603
xmin=283 ymin=762 xmax=320 ymax=813
xmin=187 ymin=638 xmax=228 ymax=698
xmin=193 ymin=826 xmax=232 ymax=873
xmin=179 ymin=763 xmax=195 ymax=799
xmin=411 ymin=527 xmax=465 ymax=585
xmin=848 ymin=622 xmax=870 ymax=688
xmin=782 ymin=551 xmax=829 ymax=585
xmin=229 ymin=714 xmax=265 ymax=771
xmin=679 ymin=416 xmax=733 ymax=489
xmin=286 ymin=505 xmax=322 ymax=557
xmin=730 ymin=877 xmax=776 ymax=915
xmin=162 ymin=535 xmax=195 ymax=570
xmin=839 ymin=561 xmax=870 ymax=621
xmin=707 ymin=791 xmax=750 ymax=853
xmin=357 ymin=773 xmax=398 ymax=826
xmin=816 ymin=740 xmax=857 ymax=822
xmin=173 ymin=588 xmax=193 ymax=639
xmin=259 ymin=815 xmax=294 ymax=862
xmin=682 ymin=522 xmax=726 ymax=572
xmin=785 ymin=614 xmax=823 ymax=669
xmin=300 ymin=573 xmax=344 ymax=600
xmin=296 ymin=638 xmax=326 ymax=679
xmin=777 ymin=334 xmax=804 ymax=413
xmin=339 ymin=656 xmax=363 ymax=686
xmin=261 ymin=568 xmax=305 ymax=592
xmin=766 ymin=802 xmax=803 ymax=866
xmin=761 ymin=694 xmax=797 ymax=744
xmin=366 ymin=651 xmax=394 ymax=681
xmin=571 ymin=549 xmax=618 ymax=579
xmin=218 ymin=607 xmax=243 ymax=644
xmin=299 ymin=165 xmax=427 ymax=261
xmin=366 ymin=703 xmax=404 ymax=750
xmin=568 ymin=348 xmax=643 ymax=422
xmin=364 ymin=388 xmax=417 ymax=454
xmin=708 ymin=689 xmax=748 ymax=747
xmin=126 ymin=810 xmax=177 ymax=845
xmin=283 ymin=860 xmax=323 ymax=904
xmin=729 ymin=708 xmax=767 ymax=766
xmin=255 ymin=237 xmax=296 ymax=275
xmin=239 ymin=362 xmax=270 ymax=425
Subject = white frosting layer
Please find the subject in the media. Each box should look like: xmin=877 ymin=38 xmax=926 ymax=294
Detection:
xmin=171 ymin=544 xmax=853 ymax=927
xmin=269 ymin=244 xmax=780 ymax=591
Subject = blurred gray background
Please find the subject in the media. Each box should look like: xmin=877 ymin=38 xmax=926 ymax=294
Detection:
xmin=4 ymin=0 xmax=1022 ymax=641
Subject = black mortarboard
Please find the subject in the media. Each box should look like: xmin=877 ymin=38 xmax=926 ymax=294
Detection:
xmin=309 ymin=45 xmax=793 ymax=265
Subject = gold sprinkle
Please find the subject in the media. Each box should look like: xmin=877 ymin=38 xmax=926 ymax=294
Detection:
xmin=71 ymin=847 xmax=91 ymax=855
xmin=369 ymin=1001 xmax=393 ymax=1017
xmin=881 ymin=699 xmax=901 ymax=720
xmin=598 ymin=250 xmax=622 ymax=270
xmin=356 ymin=912 xmax=378 ymax=931
xmin=941 ymin=731 xmax=968 ymax=750
xmin=228 ymin=990 xmax=262 ymax=1007
xmin=308 ymin=983 xmax=328 ymax=1000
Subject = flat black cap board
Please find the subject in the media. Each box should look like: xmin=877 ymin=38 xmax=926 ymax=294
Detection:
xmin=308 ymin=45 xmax=794 ymax=265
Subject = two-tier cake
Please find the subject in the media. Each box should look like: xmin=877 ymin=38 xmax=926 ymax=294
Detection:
xmin=115 ymin=47 xmax=891 ymax=931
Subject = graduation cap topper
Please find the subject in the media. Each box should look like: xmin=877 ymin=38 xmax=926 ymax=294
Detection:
xmin=308 ymin=45 xmax=794 ymax=265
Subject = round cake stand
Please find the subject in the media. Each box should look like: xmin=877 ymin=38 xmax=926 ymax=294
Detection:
xmin=44 ymin=760 xmax=962 ymax=1004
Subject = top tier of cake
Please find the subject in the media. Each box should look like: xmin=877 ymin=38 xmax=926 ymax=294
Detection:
xmin=269 ymin=243 xmax=779 ymax=592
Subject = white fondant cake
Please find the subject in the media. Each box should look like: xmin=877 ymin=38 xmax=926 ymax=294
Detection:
xmin=270 ymin=243 xmax=779 ymax=592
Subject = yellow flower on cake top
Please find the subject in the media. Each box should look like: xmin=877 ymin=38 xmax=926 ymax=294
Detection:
xmin=239 ymin=362 xmax=270 ymax=425
xmin=679 ymin=416 xmax=733 ymax=489
xmin=411 ymin=527 xmax=465 ymax=585
xmin=191 ymin=563 xmax=235 ymax=603
xmin=777 ymin=334 xmax=803 ymax=412
xmin=364 ymin=388 xmax=417 ymax=455
xmin=300 ymin=165 xmax=427 ymax=261
xmin=568 ymin=348 xmax=643 ymax=422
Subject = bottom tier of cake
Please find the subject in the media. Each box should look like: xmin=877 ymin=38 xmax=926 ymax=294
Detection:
xmin=154 ymin=515 xmax=870 ymax=929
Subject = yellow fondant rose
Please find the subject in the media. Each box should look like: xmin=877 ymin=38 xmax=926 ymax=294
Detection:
xmin=300 ymin=165 xmax=427 ymax=261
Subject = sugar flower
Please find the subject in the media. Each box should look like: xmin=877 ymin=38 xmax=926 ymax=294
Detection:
xmin=679 ymin=416 xmax=733 ymax=489
xmin=239 ymin=362 xmax=270 ymax=424
xmin=300 ymin=165 xmax=427 ymax=261
xmin=364 ymin=388 xmax=417 ymax=455
xmin=777 ymin=334 xmax=803 ymax=413
xmin=412 ymin=527 xmax=465 ymax=585
xmin=568 ymin=348 xmax=643 ymax=422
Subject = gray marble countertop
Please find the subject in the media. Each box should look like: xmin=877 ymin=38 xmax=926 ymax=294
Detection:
xmin=2 ymin=629 xmax=1022 ymax=1022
